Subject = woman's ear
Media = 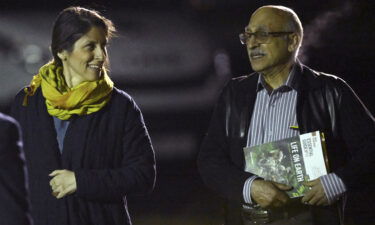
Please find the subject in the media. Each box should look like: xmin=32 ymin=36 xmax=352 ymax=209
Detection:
xmin=57 ymin=51 xmax=67 ymax=61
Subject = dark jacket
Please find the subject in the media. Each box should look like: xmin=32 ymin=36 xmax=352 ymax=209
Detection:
xmin=198 ymin=63 xmax=375 ymax=225
xmin=11 ymin=88 xmax=156 ymax=225
xmin=0 ymin=113 xmax=32 ymax=225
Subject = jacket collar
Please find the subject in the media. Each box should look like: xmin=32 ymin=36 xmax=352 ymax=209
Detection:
xmin=236 ymin=59 xmax=321 ymax=95
xmin=293 ymin=59 xmax=324 ymax=92
xmin=256 ymin=63 xmax=298 ymax=92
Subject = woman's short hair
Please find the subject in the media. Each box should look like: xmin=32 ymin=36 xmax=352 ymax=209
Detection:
xmin=51 ymin=6 xmax=116 ymax=66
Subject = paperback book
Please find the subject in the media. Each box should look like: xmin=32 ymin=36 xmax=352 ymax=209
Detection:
xmin=243 ymin=131 xmax=329 ymax=198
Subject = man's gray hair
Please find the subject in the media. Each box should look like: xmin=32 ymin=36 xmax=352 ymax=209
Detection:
xmin=281 ymin=6 xmax=304 ymax=48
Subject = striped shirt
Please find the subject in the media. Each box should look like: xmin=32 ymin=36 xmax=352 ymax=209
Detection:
xmin=242 ymin=67 xmax=346 ymax=205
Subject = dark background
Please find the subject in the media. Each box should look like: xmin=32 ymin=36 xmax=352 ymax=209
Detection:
xmin=0 ymin=1 xmax=374 ymax=224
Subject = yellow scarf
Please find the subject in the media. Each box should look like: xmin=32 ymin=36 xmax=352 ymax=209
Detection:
xmin=23 ymin=62 xmax=114 ymax=120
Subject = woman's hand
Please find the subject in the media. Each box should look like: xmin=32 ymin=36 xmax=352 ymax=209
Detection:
xmin=49 ymin=170 xmax=77 ymax=199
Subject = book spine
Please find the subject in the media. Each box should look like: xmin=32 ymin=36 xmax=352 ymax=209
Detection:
xmin=300 ymin=131 xmax=328 ymax=181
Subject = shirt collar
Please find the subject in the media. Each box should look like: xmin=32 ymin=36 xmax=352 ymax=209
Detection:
xmin=256 ymin=64 xmax=298 ymax=92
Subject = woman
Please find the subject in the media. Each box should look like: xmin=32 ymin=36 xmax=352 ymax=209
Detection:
xmin=11 ymin=7 xmax=156 ymax=225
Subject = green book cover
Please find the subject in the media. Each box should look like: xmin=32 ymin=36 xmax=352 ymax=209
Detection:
xmin=243 ymin=131 xmax=328 ymax=198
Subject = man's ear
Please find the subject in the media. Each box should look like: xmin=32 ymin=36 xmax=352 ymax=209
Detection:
xmin=288 ymin=33 xmax=300 ymax=52
xmin=57 ymin=51 xmax=67 ymax=61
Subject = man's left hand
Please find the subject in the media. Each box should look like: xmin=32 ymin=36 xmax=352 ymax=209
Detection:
xmin=301 ymin=178 xmax=329 ymax=206
xmin=49 ymin=170 xmax=77 ymax=199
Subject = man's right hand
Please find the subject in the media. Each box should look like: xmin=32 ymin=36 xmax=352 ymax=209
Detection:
xmin=250 ymin=179 xmax=292 ymax=209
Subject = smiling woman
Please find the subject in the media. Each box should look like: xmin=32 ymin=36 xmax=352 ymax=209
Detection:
xmin=10 ymin=6 xmax=156 ymax=225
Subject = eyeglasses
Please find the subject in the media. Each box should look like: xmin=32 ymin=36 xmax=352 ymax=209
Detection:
xmin=239 ymin=31 xmax=294 ymax=45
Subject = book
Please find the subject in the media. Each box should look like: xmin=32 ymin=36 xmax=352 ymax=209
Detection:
xmin=243 ymin=131 xmax=329 ymax=198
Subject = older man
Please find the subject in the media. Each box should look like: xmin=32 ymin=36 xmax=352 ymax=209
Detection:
xmin=0 ymin=113 xmax=32 ymax=225
xmin=198 ymin=5 xmax=375 ymax=225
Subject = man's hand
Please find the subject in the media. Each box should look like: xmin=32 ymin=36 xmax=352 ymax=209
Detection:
xmin=49 ymin=170 xmax=77 ymax=199
xmin=301 ymin=178 xmax=329 ymax=206
xmin=250 ymin=179 xmax=292 ymax=209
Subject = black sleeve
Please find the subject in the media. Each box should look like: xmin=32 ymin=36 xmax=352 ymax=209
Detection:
xmin=74 ymin=100 xmax=156 ymax=202
xmin=10 ymin=90 xmax=24 ymax=123
xmin=0 ymin=115 xmax=32 ymax=225
xmin=197 ymin=82 xmax=253 ymax=203
xmin=333 ymin=80 xmax=375 ymax=190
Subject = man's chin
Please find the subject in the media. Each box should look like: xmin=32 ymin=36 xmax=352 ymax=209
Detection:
xmin=250 ymin=64 xmax=265 ymax=73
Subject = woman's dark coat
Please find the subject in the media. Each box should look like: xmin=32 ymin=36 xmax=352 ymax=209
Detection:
xmin=11 ymin=87 xmax=156 ymax=225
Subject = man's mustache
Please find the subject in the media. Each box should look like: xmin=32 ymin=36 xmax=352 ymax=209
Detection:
xmin=249 ymin=48 xmax=266 ymax=57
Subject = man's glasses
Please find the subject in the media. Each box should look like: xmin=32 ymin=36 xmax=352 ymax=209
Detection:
xmin=239 ymin=31 xmax=294 ymax=45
